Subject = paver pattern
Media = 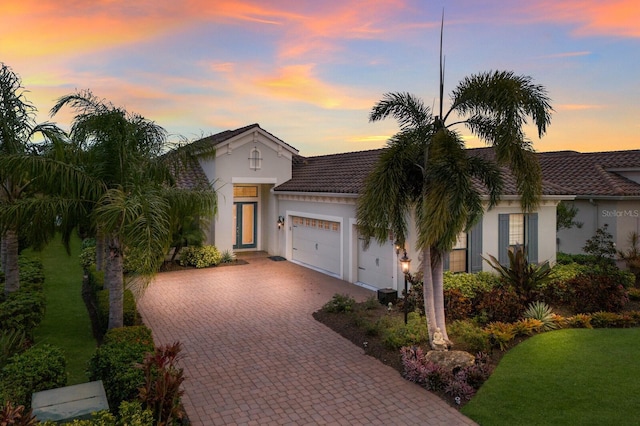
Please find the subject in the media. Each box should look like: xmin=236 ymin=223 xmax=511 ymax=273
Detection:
xmin=138 ymin=255 xmax=477 ymax=425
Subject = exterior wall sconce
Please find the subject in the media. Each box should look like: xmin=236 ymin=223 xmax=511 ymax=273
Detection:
xmin=399 ymin=249 xmax=411 ymax=324
xmin=277 ymin=216 xmax=285 ymax=229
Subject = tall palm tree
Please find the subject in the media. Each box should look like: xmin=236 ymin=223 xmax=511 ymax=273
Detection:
xmin=51 ymin=91 xmax=217 ymax=328
xmin=357 ymin=34 xmax=552 ymax=346
xmin=0 ymin=63 xmax=74 ymax=294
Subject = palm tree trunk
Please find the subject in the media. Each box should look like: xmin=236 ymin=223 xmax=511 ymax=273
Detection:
xmin=3 ymin=228 xmax=20 ymax=295
xmin=106 ymin=235 xmax=124 ymax=329
xmin=96 ymin=233 xmax=106 ymax=272
xmin=1 ymin=234 xmax=6 ymax=272
xmin=421 ymin=246 xmax=438 ymax=346
xmin=431 ymin=252 xmax=449 ymax=344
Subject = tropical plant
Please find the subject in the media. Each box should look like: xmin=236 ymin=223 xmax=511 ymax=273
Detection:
xmin=51 ymin=90 xmax=217 ymax=328
xmin=556 ymin=201 xmax=583 ymax=231
xmin=0 ymin=63 xmax=83 ymax=294
xmin=356 ymin=21 xmax=552 ymax=345
xmin=483 ymin=245 xmax=552 ymax=301
xmin=618 ymin=231 xmax=640 ymax=283
xmin=523 ymin=301 xmax=557 ymax=331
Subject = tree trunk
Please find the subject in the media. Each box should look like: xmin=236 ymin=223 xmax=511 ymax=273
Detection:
xmin=422 ymin=246 xmax=438 ymax=346
xmin=96 ymin=233 xmax=106 ymax=272
xmin=3 ymin=228 xmax=20 ymax=295
xmin=106 ymin=236 xmax=124 ymax=329
xmin=1 ymin=234 xmax=5 ymax=272
xmin=431 ymin=252 xmax=449 ymax=344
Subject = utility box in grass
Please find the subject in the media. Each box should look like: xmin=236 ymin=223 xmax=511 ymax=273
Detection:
xmin=377 ymin=288 xmax=397 ymax=305
xmin=32 ymin=380 xmax=109 ymax=423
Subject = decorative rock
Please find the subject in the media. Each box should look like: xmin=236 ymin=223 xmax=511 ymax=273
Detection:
xmin=424 ymin=350 xmax=475 ymax=372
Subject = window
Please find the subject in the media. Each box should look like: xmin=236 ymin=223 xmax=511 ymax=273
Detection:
xmin=498 ymin=213 xmax=538 ymax=265
xmin=233 ymin=186 xmax=258 ymax=198
xmin=508 ymin=213 xmax=525 ymax=251
xmin=249 ymin=147 xmax=262 ymax=170
xmin=449 ymin=232 xmax=467 ymax=273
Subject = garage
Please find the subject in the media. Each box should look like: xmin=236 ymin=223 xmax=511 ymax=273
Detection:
xmin=291 ymin=216 xmax=341 ymax=276
xmin=357 ymin=236 xmax=395 ymax=290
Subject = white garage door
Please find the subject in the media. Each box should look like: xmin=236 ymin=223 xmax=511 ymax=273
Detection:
xmin=291 ymin=217 xmax=341 ymax=276
xmin=357 ymin=236 xmax=395 ymax=290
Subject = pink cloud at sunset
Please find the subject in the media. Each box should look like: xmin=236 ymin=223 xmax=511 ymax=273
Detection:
xmin=0 ymin=0 xmax=638 ymax=155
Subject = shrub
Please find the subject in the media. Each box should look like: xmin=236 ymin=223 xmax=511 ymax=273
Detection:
xmin=322 ymin=293 xmax=356 ymax=313
xmin=378 ymin=312 xmax=428 ymax=350
xmin=443 ymin=271 xmax=499 ymax=299
xmin=79 ymin=246 xmax=97 ymax=271
xmin=0 ymin=401 xmax=37 ymax=426
xmin=0 ymin=345 xmax=67 ymax=408
xmin=49 ymin=401 xmax=153 ymax=426
xmin=400 ymin=346 xmax=452 ymax=391
xmin=567 ymin=271 xmax=629 ymax=313
xmin=444 ymin=288 xmax=472 ymax=321
xmin=583 ymin=225 xmax=617 ymax=267
xmin=474 ymin=286 xmax=524 ymax=324
xmin=0 ymin=290 xmax=46 ymax=338
xmin=484 ymin=322 xmax=517 ymax=351
xmin=567 ymin=314 xmax=593 ymax=329
xmin=138 ymin=342 xmax=185 ymax=425
xmin=445 ymin=372 xmax=477 ymax=403
xmin=0 ymin=329 xmax=28 ymax=369
xmin=97 ymin=289 xmax=142 ymax=334
xmin=17 ymin=256 xmax=44 ymax=286
xmin=363 ymin=296 xmax=380 ymax=310
xmin=88 ymin=326 xmax=155 ymax=410
xmin=556 ymin=252 xmax=598 ymax=265
xmin=589 ymin=311 xmax=635 ymax=328
xmin=629 ymin=287 xmax=640 ymax=301
xmin=403 ymin=276 xmax=424 ymax=316
xmin=542 ymin=263 xmax=584 ymax=305
xmin=179 ymin=245 xmax=222 ymax=268
xmin=447 ymin=320 xmax=491 ymax=354
xmin=523 ymin=301 xmax=557 ymax=331
xmin=512 ymin=318 xmax=544 ymax=336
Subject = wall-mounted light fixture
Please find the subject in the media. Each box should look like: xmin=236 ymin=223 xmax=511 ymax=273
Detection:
xmin=277 ymin=216 xmax=285 ymax=229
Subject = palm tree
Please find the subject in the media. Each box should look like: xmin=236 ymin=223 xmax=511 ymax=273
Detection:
xmin=0 ymin=63 xmax=74 ymax=294
xmin=357 ymin=31 xmax=552 ymax=346
xmin=51 ymin=91 xmax=217 ymax=328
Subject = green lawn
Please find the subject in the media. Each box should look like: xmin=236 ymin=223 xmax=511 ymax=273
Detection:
xmin=31 ymin=236 xmax=97 ymax=385
xmin=462 ymin=328 xmax=640 ymax=425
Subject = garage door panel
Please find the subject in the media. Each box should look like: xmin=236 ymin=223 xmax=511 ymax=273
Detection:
xmin=357 ymin=237 xmax=394 ymax=289
xmin=292 ymin=217 xmax=341 ymax=275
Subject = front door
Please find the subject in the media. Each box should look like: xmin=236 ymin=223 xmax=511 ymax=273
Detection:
xmin=233 ymin=202 xmax=257 ymax=249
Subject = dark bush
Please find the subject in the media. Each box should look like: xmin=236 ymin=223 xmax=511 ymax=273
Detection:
xmin=402 ymin=275 xmax=425 ymax=316
xmin=474 ymin=286 xmax=525 ymax=324
xmin=568 ymin=271 xmax=629 ymax=314
xmin=444 ymin=288 xmax=472 ymax=321
xmin=556 ymin=252 xmax=599 ymax=265
xmin=88 ymin=326 xmax=155 ymax=409
xmin=321 ymin=293 xmax=356 ymax=313
xmin=17 ymin=257 xmax=44 ymax=287
xmin=0 ymin=290 xmax=46 ymax=338
xmin=96 ymin=289 xmax=142 ymax=334
xmin=0 ymin=345 xmax=67 ymax=408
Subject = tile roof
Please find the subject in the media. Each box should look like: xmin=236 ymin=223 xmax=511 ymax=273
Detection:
xmin=187 ymin=123 xmax=297 ymax=155
xmin=538 ymin=150 xmax=640 ymax=197
xmin=274 ymin=147 xmax=571 ymax=197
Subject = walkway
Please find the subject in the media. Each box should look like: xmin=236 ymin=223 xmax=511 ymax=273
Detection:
xmin=138 ymin=256 xmax=476 ymax=425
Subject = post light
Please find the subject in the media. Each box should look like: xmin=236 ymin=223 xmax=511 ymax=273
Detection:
xmin=399 ymin=250 xmax=411 ymax=324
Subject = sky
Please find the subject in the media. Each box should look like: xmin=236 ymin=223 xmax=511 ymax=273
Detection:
xmin=1 ymin=0 xmax=638 ymax=156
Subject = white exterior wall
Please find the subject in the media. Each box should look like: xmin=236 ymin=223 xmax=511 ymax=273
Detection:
xmin=479 ymin=200 xmax=559 ymax=269
xmin=197 ymin=129 xmax=294 ymax=252
xmin=558 ymin=198 xmax=640 ymax=258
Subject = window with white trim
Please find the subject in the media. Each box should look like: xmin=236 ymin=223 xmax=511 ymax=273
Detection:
xmin=249 ymin=147 xmax=262 ymax=170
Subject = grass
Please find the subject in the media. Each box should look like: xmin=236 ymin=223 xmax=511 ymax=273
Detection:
xmin=30 ymin=235 xmax=97 ymax=384
xmin=462 ymin=328 xmax=640 ymax=425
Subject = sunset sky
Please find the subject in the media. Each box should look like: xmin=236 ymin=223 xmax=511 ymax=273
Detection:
xmin=1 ymin=0 xmax=638 ymax=155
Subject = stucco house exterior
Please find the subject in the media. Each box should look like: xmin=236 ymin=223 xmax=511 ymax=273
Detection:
xmin=177 ymin=123 xmax=572 ymax=295
xmin=539 ymin=150 xmax=640 ymax=257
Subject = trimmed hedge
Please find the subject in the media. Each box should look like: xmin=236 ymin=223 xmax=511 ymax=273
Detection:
xmin=88 ymin=326 xmax=155 ymax=410
xmin=0 ymin=344 xmax=67 ymax=408
xmin=179 ymin=245 xmax=222 ymax=268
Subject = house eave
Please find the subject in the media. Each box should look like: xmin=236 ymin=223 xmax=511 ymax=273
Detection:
xmin=273 ymin=190 xmax=359 ymax=199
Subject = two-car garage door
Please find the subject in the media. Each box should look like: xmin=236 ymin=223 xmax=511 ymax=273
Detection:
xmin=291 ymin=216 xmax=341 ymax=276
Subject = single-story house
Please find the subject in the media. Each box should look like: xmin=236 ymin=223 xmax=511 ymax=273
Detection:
xmin=176 ymin=123 xmax=574 ymax=294
xmin=539 ymin=150 xmax=640 ymax=257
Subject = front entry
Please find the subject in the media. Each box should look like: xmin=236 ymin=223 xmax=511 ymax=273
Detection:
xmin=233 ymin=202 xmax=257 ymax=249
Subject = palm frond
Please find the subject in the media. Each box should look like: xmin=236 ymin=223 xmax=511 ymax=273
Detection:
xmin=370 ymin=92 xmax=433 ymax=131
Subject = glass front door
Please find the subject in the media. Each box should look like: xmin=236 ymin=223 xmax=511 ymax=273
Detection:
xmin=233 ymin=202 xmax=257 ymax=249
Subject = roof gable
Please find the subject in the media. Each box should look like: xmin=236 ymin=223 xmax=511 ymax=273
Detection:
xmin=189 ymin=124 xmax=298 ymax=158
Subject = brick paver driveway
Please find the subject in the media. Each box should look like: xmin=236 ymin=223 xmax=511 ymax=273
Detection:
xmin=138 ymin=256 xmax=476 ymax=425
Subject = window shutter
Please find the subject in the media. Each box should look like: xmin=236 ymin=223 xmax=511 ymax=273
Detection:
xmin=527 ymin=213 xmax=539 ymax=264
xmin=498 ymin=214 xmax=509 ymax=265
xmin=469 ymin=220 xmax=483 ymax=273
xmin=443 ymin=252 xmax=450 ymax=271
